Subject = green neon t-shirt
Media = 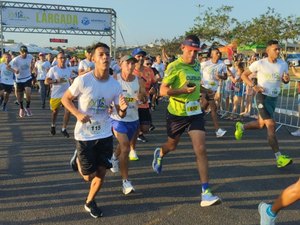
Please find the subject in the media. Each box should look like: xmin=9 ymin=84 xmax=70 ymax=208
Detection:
xmin=163 ymin=57 xmax=201 ymax=116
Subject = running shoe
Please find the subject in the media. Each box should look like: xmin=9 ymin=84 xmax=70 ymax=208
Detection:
xmin=152 ymin=148 xmax=162 ymax=174
xmin=24 ymin=108 xmax=32 ymax=117
xmin=216 ymin=128 xmax=227 ymax=138
xmin=291 ymin=129 xmax=300 ymax=137
xmin=110 ymin=156 xmax=119 ymax=173
xmin=137 ymin=134 xmax=148 ymax=142
xmin=19 ymin=108 xmax=25 ymax=118
xmin=70 ymin=149 xmax=78 ymax=172
xmin=276 ymin=155 xmax=293 ymax=168
xmin=129 ymin=150 xmax=139 ymax=161
xmin=61 ymin=129 xmax=70 ymax=138
xmin=122 ymin=180 xmax=135 ymax=195
xmin=50 ymin=126 xmax=56 ymax=135
xmin=258 ymin=202 xmax=276 ymax=225
xmin=149 ymin=124 xmax=156 ymax=132
xmin=84 ymin=200 xmax=103 ymax=218
xmin=235 ymin=122 xmax=244 ymax=140
xmin=200 ymin=189 xmax=221 ymax=207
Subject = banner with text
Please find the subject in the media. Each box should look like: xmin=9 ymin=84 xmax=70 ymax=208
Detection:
xmin=2 ymin=7 xmax=112 ymax=32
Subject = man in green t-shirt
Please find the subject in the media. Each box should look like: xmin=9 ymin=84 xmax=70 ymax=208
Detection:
xmin=152 ymin=34 xmax=221 ymax=207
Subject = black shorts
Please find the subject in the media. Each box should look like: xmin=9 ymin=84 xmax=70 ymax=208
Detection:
xmin=0 ymin=83 xmax=13 ymax=94
xmin=166 ymin=111 xmax=205 ymax=139
xmin=76 ymin=136 xmax=113 ymax=175
xmin=201 ymin=86 xmax=215 ymax=101
xmin=16 ymin=79 xmax=32 ymax=92
xmin=255 ymin=92 xmax=277 ymax=120
xmin=138 ymin=108 xmax=151 ymax=125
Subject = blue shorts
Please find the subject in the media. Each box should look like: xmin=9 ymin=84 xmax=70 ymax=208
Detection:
xmin=111 ymin=119 xmax=139 ymax=140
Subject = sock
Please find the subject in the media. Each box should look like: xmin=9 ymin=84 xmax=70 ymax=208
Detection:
xmin=62 ymin=128 xmax=66 ymax=132
xmin=26 ymin=101 xmax=30 ymax=108
xmin=51 ymin=124 xmax=55 ymax=127
xmin=20 ymin=101 xmax=24 ymax=109
xmin=275 ymin=152 xmax=281 ymax=160
xmin=202 ymin=183 xmax=210 ymax=192
xmin=122 ymin=179 xmax=128 ymax=183
xmin=267 ymin=205 xmax=277 ymax=217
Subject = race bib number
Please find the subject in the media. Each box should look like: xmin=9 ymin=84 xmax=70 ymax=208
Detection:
xmin=84 ymin=120 xmax=102 ymax=135
xmin=185 ymin=101 xmax=202 ymax=116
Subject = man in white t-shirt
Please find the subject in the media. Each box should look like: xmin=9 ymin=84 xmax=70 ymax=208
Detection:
xmin=0 ymin=53 xmax=15 ymax=111
xmin=61 ymin=42 xmax=128 ymax=219
xmin=11 ymin=45 xmax=34 ymax=117
xmin=45 ymin=52 xmax=72 ymax=138
xmin=200 ymin=48 xmax=227 ymax=137
xmin=34 ymin=52 xmax=51 ymax=109
xmin=235 ymin=39 xmax=292 ymax=169
xmin=78 ymin=46 xmax=95 ymax=76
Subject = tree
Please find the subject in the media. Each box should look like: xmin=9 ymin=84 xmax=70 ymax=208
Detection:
xmin=187 ymin=5 xmax=238 ymax=44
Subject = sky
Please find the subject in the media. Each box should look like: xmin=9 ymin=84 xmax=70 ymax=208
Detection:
xmin=2 ymin=0 xmax=300 ymax=48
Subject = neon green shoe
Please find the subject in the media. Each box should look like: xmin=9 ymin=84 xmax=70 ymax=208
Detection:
xmin=276 ymin=155 xmax=293 ymax=168
xmin=234 ymin=122 xmax=244 ymax=140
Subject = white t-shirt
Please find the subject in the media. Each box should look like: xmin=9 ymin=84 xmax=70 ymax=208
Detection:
xmin=46 ymin=66 xmax=71 ymax=98
xmin=152 ymin=62 xmax=165 ymax=79
xmin=78 ymin=59 xmax=95 ymax=74
xmin=69 ymin=65 xmax=78 ymax=79
xmin=35 ymin=60 xmax=51 ymax=80
xmin=201 ymin=59 xmax=227 ymax=91
xmin=110 ymin=74 xmax=139 ymax=122
xmin=11 ymin=54 xmax=33 ymax=83
xmin=224 ymin=66 xmax=236 ymax=91
xmin=0 ymin=63 xmax=15 ymax=85
xmin=249 ymin=58 xmax=288 ymax=97
xmin=68 ymin=72 xmax=122 ymax=141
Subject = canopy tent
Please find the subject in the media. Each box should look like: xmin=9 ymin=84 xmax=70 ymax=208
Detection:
xmin=3 ymin=43 xmax=58 ymax=55
xmin=237 ymin=44 xmax=266 ymax=54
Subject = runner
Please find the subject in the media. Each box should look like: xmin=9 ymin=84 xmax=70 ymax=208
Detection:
xmin=34 ymin=52 xmax=51 ymax=109
xmin=152 ymin=34 xmax=221 ymax=207
xmin=62 ymin=42 xmax=128 ymax=218
xmin=200 ymin=47 xmax=227 ymax=137
xmin=130 ymin=48 xmax=157 ymax=160
xmin=78 ymin=46 xmax=94 ymax=76
xmin=110 ymin=55 xmax=147 ymax=195
xmin=11 ymin=45 xmax=34 ymax=117
xmin=235 ymin=39 xmax=292 ymax=168
xmin=45 ymin=51 xmax=72 ymax=138
xmin=259 ymin=178 xmax=300 ymax=225
xmin=0 ymin=53 xmax=15 ymax=111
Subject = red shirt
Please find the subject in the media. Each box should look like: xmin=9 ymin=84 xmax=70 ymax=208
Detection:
xmin=133 ymin=66 xmax=156 ymax=109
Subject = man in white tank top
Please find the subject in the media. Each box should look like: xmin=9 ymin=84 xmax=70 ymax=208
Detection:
xmin=110 ymin=55 xmax=147 ymax=195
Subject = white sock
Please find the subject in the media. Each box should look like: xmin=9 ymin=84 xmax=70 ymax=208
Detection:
xmin=275 ymin=152 xmax=281 ymax=160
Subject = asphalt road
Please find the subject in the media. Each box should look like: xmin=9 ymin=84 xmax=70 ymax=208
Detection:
xmin=0 ymin=91 xmax=300 ymax=225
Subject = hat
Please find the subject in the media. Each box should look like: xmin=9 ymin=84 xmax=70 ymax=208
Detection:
xmin=182 ymin=39 xmax=201 ymax=51
xmin=131 ymin=48 xmax=146 ymax=57
xmin=20 ymin=45 xmax=28 ymax=53
xmin=38 ymin=52 xmax=45 ymax=56
xmin=120 ymin=55 xmax=138 ymax=64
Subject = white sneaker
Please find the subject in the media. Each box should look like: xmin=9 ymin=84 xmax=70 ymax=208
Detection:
xmin=129 ymin=150 xmax=139 ymax=161
xmin=122 ymin=180 xmax=135 ymax=195
xmin=216 ymin=128 xmax=227 ymax=138
xmin=291 ymin=129 xmax=300 ymax=137
xmin=110 ymin=156 xmax=119 ymax=173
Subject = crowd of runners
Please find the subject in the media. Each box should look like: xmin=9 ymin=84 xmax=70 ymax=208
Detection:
xmin=1 ymin=36 xmax=300 ymax=225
